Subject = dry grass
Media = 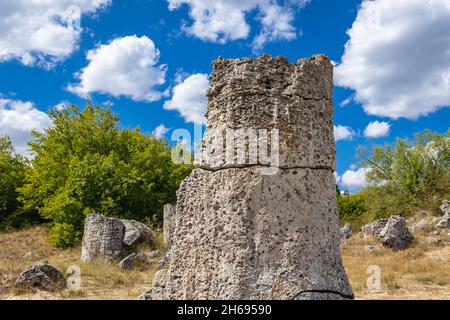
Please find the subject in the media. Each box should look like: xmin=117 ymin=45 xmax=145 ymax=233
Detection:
xmin=1 ymin=225 xmax=449 ymax=300
xmin=341 ymin=230 xmax=450 ymax=300
xmin=0 ymin=226 xmax=159 ymax=300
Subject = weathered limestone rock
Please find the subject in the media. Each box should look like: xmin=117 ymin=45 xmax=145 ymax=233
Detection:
xmin=142 ymin=54 xmax=353 ymax=300
xmin=435 ymin=201 xmax=450 ymax=228
xmin=120 ymin=219 xmax=153 ymax=248
xmin=379 ymin=216 xmax=413 ymax=250
xmin=197 ymin=55 xmax=335 ymax=171
xmin=163 ymin=204 xmax=176 ymax=249
xmin=81 ymin=214 xmax=125 ymax=262
xmin=119 ymin=253 xmax=138 ymax=270
xmin=362 ymin=219 xmax=388 ymax=238
xmin=439 ymin=200 xmax=450 ymax=215
xmin=15 ymin=261 xmax=65 ymax=291
xmin=340 ymin=223 xmax=352 ymax=240
xmin=81 ymin=214 xmax=153 ymax=262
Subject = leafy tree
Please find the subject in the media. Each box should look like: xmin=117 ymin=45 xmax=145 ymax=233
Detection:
xmin=358 ymin=129 xmax=450 ymax=217
xmin=19 ymin=102 xmax=193 ymax=247
xmin=337 ymin=191 xmax=368 ymax=229
xmin=0 ymin=136 xmax=33 ymax=229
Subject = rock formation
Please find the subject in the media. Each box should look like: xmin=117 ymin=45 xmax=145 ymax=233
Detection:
xmin=362 ymin=219 xmax=388 ymax=238
xmin=340 ymin=223 xmax=352 ymax=240
xmin=142 ymin=54 xmax=353 ymax=300
xmin=81 ymin=214 xmax=153 ymax=262
xmin=379 ymin=216 xmax=413 ymax=250
xmin=15 ymin=261 xmax=65 ymax=291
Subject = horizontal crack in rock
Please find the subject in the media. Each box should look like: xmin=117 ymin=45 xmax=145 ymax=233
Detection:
xmin=294 ymin=289 xmax=355 ymax=300
xmin=196 ymin=164 xmax=334 ymax=172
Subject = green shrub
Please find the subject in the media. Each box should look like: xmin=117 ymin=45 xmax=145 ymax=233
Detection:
xmin=358 ymin=129 xmax=450 ymax=218
xmin=0 ymin=135 xmax=29 ymax=230
xmin=19 ymin=102 xmax=193 ymax=247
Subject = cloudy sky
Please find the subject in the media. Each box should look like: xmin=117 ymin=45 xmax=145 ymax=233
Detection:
xmin=0 ymin=0 xmax=449 ymax=191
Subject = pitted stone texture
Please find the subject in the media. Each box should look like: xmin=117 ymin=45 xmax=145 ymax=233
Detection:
xmin=196 ymin=55 xmax=335 ymax=170
xmin=340 ymin=223 xmax=352 ymax=240
xmin=379 ymin=216 xmax=413 ymax=250
xmin=162 ymin=168 xmax=353 ymax=300
xmin=163 ymin=204 xmax=176 ymax=249
xmin=15 ymin=261 xmax=65 ymax=291
xmin=120 ymin=219 xmax=153 ymax=248
xmin=81 ymin=214 xmax=125 ymax=262
xmin=362 ymin=219 xmax=388 ymax=238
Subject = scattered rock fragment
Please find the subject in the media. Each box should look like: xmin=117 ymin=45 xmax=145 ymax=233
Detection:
xmin=362 ymin=219 xmax=388 ymax=238
xmin=340 ymin=223 xmax=352 ymax=240
xmin=15 ymin=261 xmax=65 ymax=291
xmin=379 ymin=216 xmax=413 ymax=250
xmin=119 ymin=253 xmax=138 ymax=270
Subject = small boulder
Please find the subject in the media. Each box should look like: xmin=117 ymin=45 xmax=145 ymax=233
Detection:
xmin=81 ymin=214 xmax=154 ymax=262
xmin=439 ymin=200 xmax=450 ymax=215
xmin=434 ymin=214 xmax=450 ymax=229
xmin=120 ymin=219 xmax=153 ymax=248
xmin=378 ymin=216 xmax=413 ymax=250
xmin=119 ymin=253 xmax=138 ymax=270
xmin=339 ymin=223 xmax=352 ymax=240
xmin=410 ymin=218 xmax=434 ymax=232
xmin=81 ymin=214 xmax=125 ymax=262
xmin=15 ymin=261 xmax=65 ymax=291
xmin=362 ymin=219 xmax=388 ymax=238
xmin=147 ymin=249 xmax=161 ymax=259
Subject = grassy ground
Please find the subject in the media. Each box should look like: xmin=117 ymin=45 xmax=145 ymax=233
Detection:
xmin=0 ymin=226 xmax=449 ymax=300
xmin=341 ymin=230 xmax=450 ymax=300
xmin=0 ymin=226 xmax=161 ymax=300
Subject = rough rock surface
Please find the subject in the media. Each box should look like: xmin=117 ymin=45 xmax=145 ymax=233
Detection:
xmin=379 ymin=216 xmax=413 ymax=250
xmin=81 ymin=214 xmax=125 ymax=262
xmin=163 ymin=204 xmax=176 ymax=249
xmin=120 ymin=219 xmax=153 ymax=248
xmin=15 ymin=261 xmax=65 ymax=291
xmin=362 ymin=219 xmax=388 ymax=238
xmin=435 ymin=201 xmax=450 ymax=228
xmin=119 ymin=253 xmax=138 ymax=270
xmin=439 ymin=200 xmax=450 ymax=215
xmin=81 ymin=214 xmax=153 ymax=262
xmin=196 ymin=55 xmax=336 ymax=171
xmin=340 ymin=223 xmax=352 ymax=240
xmin=141 ymin=55 xmax=353 ymax=300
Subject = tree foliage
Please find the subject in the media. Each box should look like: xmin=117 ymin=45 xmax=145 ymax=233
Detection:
xmin=19 ymin=102 xmax=193 ymax=247
xmin=0 ymin=136 xmax=28 ymax=229
xmin=357 ymin=129 xmax=450 ymax=217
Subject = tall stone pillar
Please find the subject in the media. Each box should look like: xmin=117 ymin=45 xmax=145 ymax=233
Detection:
xmin=147 ymin=54 xmax=353 ymax=300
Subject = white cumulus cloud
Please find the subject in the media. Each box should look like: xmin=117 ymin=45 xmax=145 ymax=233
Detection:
xmin=153 ymin=124 xmax=170 ymax=139
xmin=167 ymin=0 xmax=310 ymax=49
xmin=341 ymin=167 xmax=368 ymax=190
xmin=0 ymin=98 xmax=51 ymax=156
xmin=335 ymin=0 xmax=450 ymax=119
xmin=364 ymin=121 xmax=390 ymax=139
xmin=0 ymin=0 xmax=111 ymax=67
xmin=164 ymin=73 xmax=210 ymax=124
xmin=334 ymin=125 xmax=356 ymax=142
xmin=68 ymin=35 xmax=167 ymax=102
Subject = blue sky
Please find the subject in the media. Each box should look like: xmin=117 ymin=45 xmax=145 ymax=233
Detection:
xmin=0 ymin=0 xmax=449 ymax=191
